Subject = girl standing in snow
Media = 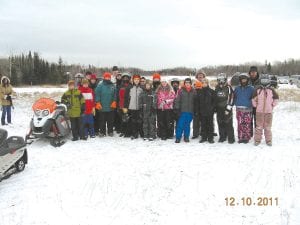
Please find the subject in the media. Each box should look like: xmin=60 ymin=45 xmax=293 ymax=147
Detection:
xmin=252 ymin=75 xmax=279 ymax=146
xmin=234 ymin=73 xmax=254 ymax=144
xmin=156 ymin=79 xmax=176 ymax=140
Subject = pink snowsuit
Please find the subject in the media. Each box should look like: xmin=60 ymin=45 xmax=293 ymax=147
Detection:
xmin=252 ymin=87 xmax=279 ymax=143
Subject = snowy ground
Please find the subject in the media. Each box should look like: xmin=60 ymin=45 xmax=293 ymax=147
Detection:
xmin=0 ymin=86 xmax=300 ymax=225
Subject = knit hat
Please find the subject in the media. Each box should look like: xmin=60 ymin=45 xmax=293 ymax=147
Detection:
xmin=112 ymin=66 xmax=119 ymax=71
xmin=196 ymin=70 xmax=206 ymax=78
xmin=132 ymin=74 xmax=141 ymax=80
xmin=152 ymin=73 xmax=161 ymax=80
xmin=103 ymin=72 xmax=112 ymax=79
xmin=184 ymin=78 xmax=192 ymax=84
xmin=68 ymin=80 xmax=75 ymax=86
xmin=194 ymin=80 xmax=203 ymax=89
xmin=90 ymin=74 xmax=97 ymax=80
xmin=81 ymin=78 xmax=89 ymax=85
xmin=249 ymin=66 xmax=258 ymax=73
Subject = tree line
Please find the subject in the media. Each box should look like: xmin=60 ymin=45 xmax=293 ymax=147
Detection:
xmin=0 ymin=51 xmax=300 ymax=86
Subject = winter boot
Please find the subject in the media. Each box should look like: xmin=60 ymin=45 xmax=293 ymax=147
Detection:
xmin=208 ymin=138 xmax=214 ymax=144
xmin=199 ymin=137 xmax=207 ymax=143
xmin=254 ymin=141 xmax=260 ymax=146
xmin=184 ymin=137 xmax=190 ymax=143
xmin=175 ymin=139 xmax=180 ymax=143
xmin=266 ymin=141 xmax=272 ymax=146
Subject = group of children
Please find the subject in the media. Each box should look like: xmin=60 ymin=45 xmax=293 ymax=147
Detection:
xmin=61 ymin=66 xmax=279 ymax=146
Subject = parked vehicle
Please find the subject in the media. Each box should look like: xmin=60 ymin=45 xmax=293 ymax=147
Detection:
xmin=278 ymin=78 xmax=289 ymax=84
xmin=26 ymin=98 xmax=71 ymax=147
xmin=0 ymin=129 xmax=27 ymax=182
xmin=290 ymin=75 xmax=300 ymax=85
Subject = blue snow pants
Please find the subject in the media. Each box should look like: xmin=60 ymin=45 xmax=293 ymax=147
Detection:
xmin=175 ymin=112 xmax=193 ymax=140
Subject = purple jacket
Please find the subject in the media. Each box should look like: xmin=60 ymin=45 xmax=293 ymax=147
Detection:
xmin=156 ymin=86 xmax=176 ymax=110
xmin=252 ymin=87 xmax=279 ymax=113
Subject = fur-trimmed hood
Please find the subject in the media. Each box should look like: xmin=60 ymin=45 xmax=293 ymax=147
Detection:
xmin=1 ymin=76 xmax=10 ymax=85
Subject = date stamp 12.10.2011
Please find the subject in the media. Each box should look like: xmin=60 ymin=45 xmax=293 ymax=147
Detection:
xmin=225 ymin=197 xmax=279 ymax=207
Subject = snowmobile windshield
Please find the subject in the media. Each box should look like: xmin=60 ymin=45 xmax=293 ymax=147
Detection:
xmin=32 ymin=98 xmax=57 ymax=114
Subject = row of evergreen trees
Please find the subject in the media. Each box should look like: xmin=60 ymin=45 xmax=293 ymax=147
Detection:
xmin=5 ymin=51 xmax=66 ymax=86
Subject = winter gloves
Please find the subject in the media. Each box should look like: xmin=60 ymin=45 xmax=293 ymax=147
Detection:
xmin=95 ymin=102 xmax=102 ymax=110
xmin=110 ymin=101 xmax=117 ymax=109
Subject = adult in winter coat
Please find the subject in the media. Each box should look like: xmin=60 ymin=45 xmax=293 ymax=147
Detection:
xmin=118 ymin=73 xmax=132 ymax=137
xmin=174 ymin=78 xmax=194 ymax=143
xmin=61 ymin=80 xmax=85 ymax=141
xmin=195 ymin=78 xmax=216 ymax=144
xmin=192 ymin=80 xmax=203 ymax=139
xmin=139 ymin=80 xmax=157 ymax=140
xmin=234 ymin=73 xmax=255 ymax=143
xmin=95 ymin=72 xmax=117 ymax=137
xmin=124 ymin=74 xmax=143 ymax=139
xmin=215 ymin=74 xmax=235 ymax=144
xmin=252 ymin=75 xmax=279 ymax=146
xmin=0 ymin=76 xmax=14 ymax=125
xmin=79 ymin=79 xmax=95 ymax=138
xmin=156 ymin=79 xmax=176 ymax=140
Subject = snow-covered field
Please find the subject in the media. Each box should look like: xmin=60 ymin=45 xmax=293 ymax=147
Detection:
xmin=0 ymin=86 xmax=300 ymax=225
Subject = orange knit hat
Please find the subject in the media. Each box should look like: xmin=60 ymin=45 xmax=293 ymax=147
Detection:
xmin=103 ymin=72 xmax=112 ymax=79
xmin=152 ymin=73 xmax=161 ymax=80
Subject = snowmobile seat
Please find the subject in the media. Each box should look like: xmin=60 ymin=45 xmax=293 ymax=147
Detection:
xmin=0 ymin=136 xmax=26 ymax=156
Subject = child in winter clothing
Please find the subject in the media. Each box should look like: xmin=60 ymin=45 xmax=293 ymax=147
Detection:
xmin=215 ymin=74 xmax=235 ymax=144
xmin=252 ymin=75 xmax=279 ymax=146
xmin=61 ymin=80 xmax=85 ymax=141
xmin=192 ymin=80 xmax=203 ymax=139
xmin=139 ymin=80 xmax=157 ymax=141
xmin=79 ymin=79 xmax=95 ymax=138
xmin=234 ymin=73 xmax=255 ymax=143
xmin=156 ymin=79 xmax=176 ymax=140
xmin=174 ymin=78 xmax=194 ymax=143
xmin=124 ymin=74 xmax=143 ymax=139
xmin=117 ymin=73 xmax=132 ymax=137
xmin=95 ymin=72 xmax=117 ymax=137
xmin=195 ymin=78 xmax=216 ymax=144
xmin=0 ymin=76 xmax=14 ymax=125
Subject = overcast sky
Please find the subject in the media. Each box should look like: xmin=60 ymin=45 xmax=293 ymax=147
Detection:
xmin=0 ymin=0 xmax=300 ymax=69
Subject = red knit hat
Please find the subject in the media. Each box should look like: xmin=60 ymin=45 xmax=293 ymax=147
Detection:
xmin=132 ymin=74 xmax=141 ymax=80
xmin=103 ymin=72 xmax=112 ymax=79
xmin=152 ymin=73 xmax=161 ymax=80
xmin=90 ymin=74 xmax=97 ymax=80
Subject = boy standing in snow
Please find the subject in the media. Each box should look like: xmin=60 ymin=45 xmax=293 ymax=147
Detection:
xmin=79 ymin=79 xmax=95 ymax=139
xmin=195 ymin=78 xmax=216 ymax=144
xmin=192 ymin=80 xmax=203 ymax=139
xmin=124 ymin=74 xmax=143 ymax=139
xmin=174 ymin=78 xmax=194 ymax=143
xmin=118 ymin=73 xmax=132 ymax=137
xmin=139 ymin=80 xmax=157 ymax=141
xmin=61 ymin=80 xmax=85 ymax=141
xmin=234 ymin=73 xmax=254 ymax=144
xmin=252 ymin=75 xmax=279 ymax=146
xmin=95 ymin=72 xmax=117 ymax=137
xmin=215 ymin=73 xmax=235 ymax=144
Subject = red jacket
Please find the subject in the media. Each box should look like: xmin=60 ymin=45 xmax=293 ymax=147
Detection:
xmin=118 ymin=83 xmax=130 ymax=109
xmin=79 ymin=86 xmax=95 ymax=114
